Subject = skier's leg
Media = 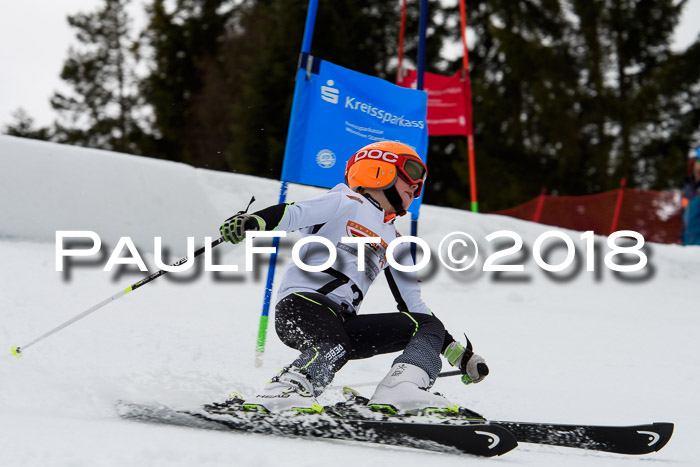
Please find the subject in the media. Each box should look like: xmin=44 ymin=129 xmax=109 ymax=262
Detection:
xmin=344 ymin=311 xmax=445 ymax=383
xmin=275 ymin=292 xmax=351 ymax=354
xmin=344 ymin=312 xmax=455 ymax=412
xmin=274 ymin=292 xmax=352 ymax=393
xmin=247 ymin=292 xmax=351 ymax=412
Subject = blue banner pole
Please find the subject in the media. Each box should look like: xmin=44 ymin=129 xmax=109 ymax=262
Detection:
xmin=301 ymin=0 xmax=319 ymax=53
xmin=416 ymin=0 xmax=428 ymax=91
xmin=255 ymin=0 xmax=319 ymax=367
xmin=411 ymin=0 xmax=429 ymax=262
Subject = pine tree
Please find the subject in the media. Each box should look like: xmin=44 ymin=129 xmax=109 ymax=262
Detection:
xmin=51 ymin=0 xmax=148 ymax=154
xmin=571 ymin=0 xmax=699 ymax=190
xmin=644 ymin=39 xmax=700 ymax=189
xmin=140 ymin=0 xmax=232 ymax=167
xmin=425 ymin=0 xmax=580 ymax=211
xmin=3 ymin=109 xmax=53 ymax=141
xmin=429 ymin=0 xmax=700 ymax=211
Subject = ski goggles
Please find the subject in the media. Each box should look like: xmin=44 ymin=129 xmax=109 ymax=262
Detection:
xmin=395 ymin=154 xmax=428 ymax=197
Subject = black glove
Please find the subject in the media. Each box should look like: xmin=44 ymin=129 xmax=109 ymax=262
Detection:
xmin=219 ymin=213 xmax=266 ymax=244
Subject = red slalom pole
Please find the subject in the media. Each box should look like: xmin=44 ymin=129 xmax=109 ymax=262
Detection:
xmin=459 ymin=0 xmax=479 ymax=212
xmin=610 ymin=178 xmax=627 ymax=234
xmin=396 ymin=0 xmax=407 ymax=83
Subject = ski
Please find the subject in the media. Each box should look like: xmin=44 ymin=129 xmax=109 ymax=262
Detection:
xmin=325 ymin=393 xmax=674 ymax=455
xmin=494 ymin=420 xmax=674 ymax=455
xmin=116 ymin=400 xmax=517 ymax=457
xmin=117 ymin=395 xmax=673 ymax=456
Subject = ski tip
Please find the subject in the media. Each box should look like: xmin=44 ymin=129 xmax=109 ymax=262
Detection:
xmin=649 ymin=422 xmax=674 ymax=452
xmin=479 ymin=425 xmax=519 ymax=456
xmin=10 ymin=345 xmax=22 ymax=359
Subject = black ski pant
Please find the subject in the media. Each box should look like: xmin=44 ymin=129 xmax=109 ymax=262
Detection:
xmin=274 ymin=292 xmax=447 ymax=394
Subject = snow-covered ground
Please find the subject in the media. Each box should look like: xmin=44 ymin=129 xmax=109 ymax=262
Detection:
xmin=0 ymin=135 xmax=697 ymax=466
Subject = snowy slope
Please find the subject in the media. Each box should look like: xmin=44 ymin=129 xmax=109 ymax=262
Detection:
xmin=0 ymin=135 xmax=697 ymax=466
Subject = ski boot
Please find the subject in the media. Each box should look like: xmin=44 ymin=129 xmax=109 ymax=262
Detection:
xmin=368 ymin=363 xmax=459 ymax=416
xmin=242 ymin=366 xmax=323 ymax=414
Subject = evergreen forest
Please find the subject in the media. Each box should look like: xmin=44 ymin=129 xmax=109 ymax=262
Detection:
xmin=5 ymin=0 xmax=700 ymax=212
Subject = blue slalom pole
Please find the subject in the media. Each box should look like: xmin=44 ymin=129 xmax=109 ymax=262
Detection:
xmin=254 ymin=181 xmax=288 ymax=367
xmin=416 ymin=0 xmax=428 ymax=91
xmin=411 ymin=0 xmax=429 ymax=261
xmin=300 ymin=0 xmax=319 ymax=53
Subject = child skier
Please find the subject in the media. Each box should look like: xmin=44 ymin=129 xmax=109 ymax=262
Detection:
xmin=219 ymin=141 xmax=488 ymax=413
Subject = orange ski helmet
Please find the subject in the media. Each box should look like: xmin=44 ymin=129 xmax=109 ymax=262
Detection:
xmin=344 ymin=141 xmax=427 ymax=197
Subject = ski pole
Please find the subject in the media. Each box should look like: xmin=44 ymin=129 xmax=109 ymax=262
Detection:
xmin=11 ymin=196 xmax=257 ymax=359
xmin=439 ymin=363 xmax=489 ymax=379
xmin=10 ymin=236 xmax=226 ymax=358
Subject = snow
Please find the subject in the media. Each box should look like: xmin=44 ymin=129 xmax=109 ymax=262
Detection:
xmin=0 ymin=134 xmax=697 ymax=466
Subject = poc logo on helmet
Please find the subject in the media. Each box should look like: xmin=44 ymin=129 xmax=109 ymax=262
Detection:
xmin=353 ymin=149 xmax=399 ymax=163
xmin=321 ymin=80 xmax=339 ymax=104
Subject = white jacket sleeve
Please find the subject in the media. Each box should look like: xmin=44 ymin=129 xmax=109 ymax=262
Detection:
xmin=275 ymin=190 xmax=344 ymax=232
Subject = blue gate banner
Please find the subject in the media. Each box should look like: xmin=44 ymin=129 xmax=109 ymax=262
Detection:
xmin=282 ymin=55 xmax=429 ymax=217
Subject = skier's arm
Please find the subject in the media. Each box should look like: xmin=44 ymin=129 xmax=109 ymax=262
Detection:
xmin=273 ymin=190 xmax=344 ymax=232
xmin=220 ymin=191 xmax=343 ymax=243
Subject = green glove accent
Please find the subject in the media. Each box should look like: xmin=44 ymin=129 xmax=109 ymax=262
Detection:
xmin=443 ymin=340 xmax=488 ymax=385
xmin=443 ymin=341 xmax=466 ymax=367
